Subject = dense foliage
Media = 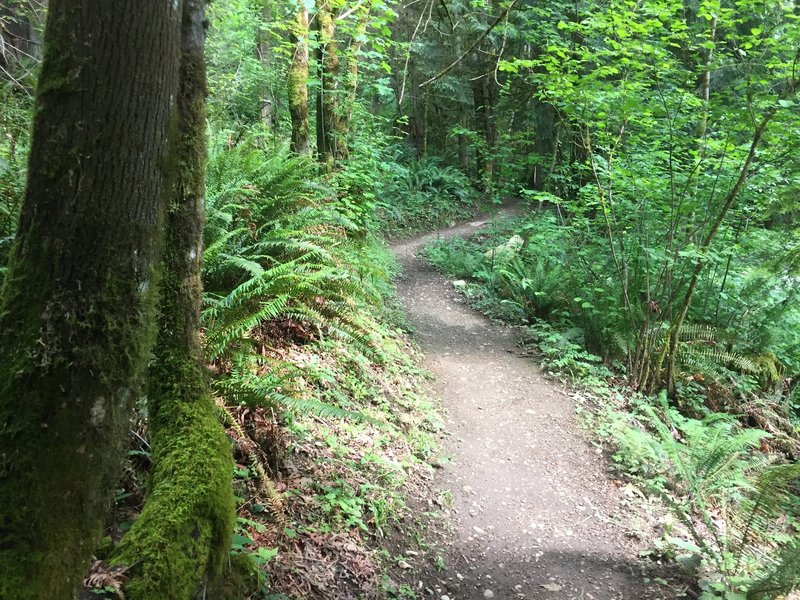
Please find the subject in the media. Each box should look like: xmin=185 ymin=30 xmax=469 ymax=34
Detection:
xmin=2 ymin=0 xmax=800 ymax=597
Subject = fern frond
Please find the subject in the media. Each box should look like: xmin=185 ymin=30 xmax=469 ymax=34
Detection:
xmin=680 ymin=347 xmax=759 ymax=374
xmin=747 ymin=539 xmax=800 ymax=600
xmin=735 ymin=463 xmax=800 ymax=569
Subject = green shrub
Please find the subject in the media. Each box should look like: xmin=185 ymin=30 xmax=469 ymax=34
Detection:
xmin=376 ymin=156 xmax=478 ymax=235
xmin=202 ymin=132 xmax=397 ymax=418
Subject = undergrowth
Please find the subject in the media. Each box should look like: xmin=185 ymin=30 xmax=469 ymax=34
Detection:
xmin=200 ymin=135 xmax=446 ymax=598
xmin=424 ymin=212 xmax=800 ymax=599
xmin=83 ymin=133 xmax=448 ymax=599
xmin=361 ymin=150 xmax=480 ymax=237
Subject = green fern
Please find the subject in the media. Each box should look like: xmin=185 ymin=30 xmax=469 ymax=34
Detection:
xmin=202 ymin=133 xmax=392 ymax=422
xmin=737 ymin=464 xmax=800 ymax=598
xmin=748 ymin=538 xmax=800 ymax=599
xmin=614 ymin=391 xmax=800 ymax=597
xmin=642 ymin=322 xmax=762 ymax=383
xmin=213 ymin=353 xmax=373 ymax=422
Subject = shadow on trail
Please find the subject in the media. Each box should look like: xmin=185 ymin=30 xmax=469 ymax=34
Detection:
xmin=422 ymin=546 xmax=691 ymax=600
xmin=393 ymin=204 xmax=691 ymax=600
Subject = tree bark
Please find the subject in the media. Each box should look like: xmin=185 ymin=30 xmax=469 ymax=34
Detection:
xmin=315 ymin=0 xmax=341 ymax=166
xmin=338 ymin=7 xmax=369 ymax=148
xmin=111 ymin=2 xmax=235 ymax=597
xmin=472 ymin=74 xmax=497 ymax=180
xmin=0 ymin=2 xmax=181 ymax=597
xmin=288 ymin=2 xmax=310 ymax=155
xmin=258 ymin=0 xmax=275 ymax=128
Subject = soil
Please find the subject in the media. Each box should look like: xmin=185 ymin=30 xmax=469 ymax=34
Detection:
xmin=391 ymin=207 xmax=681 ymax=600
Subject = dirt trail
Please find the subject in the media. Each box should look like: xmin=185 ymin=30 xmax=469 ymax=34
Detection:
xmin=392 ymin=209 xmax=673 ymax=600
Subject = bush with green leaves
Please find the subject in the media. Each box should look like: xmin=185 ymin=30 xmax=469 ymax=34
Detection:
xmin=375 ymin=154 xmax=478 ymax=235
xmin=607 ymin=392 xmax=800 ymax=599
xmin=425 ymin=208 xmax=800 ymax=416
xmin=202 ymin=131 xmax=406 ymax=418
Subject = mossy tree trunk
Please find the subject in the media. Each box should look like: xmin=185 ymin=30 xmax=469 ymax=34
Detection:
xmin=0 ymin=2 xmax=182 ymax=597
xmin=315 ymin=0 xmax=342 ymax=166
xmin=258 ymin=0 xmax=275 ymax=128
xmin=338 ymin=7 xmax=369 ymax=148
xmin=288 ymin=2 xmax=310 ymax=155
xmin=111 ymin=1 xmax=235 ymax=598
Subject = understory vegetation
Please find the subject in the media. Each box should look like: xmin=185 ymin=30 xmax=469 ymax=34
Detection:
xmin=2 ymin=0 xmax=800 ymax=598
xmin=178 ymin=133 xmax=448 ymax=597
xmin=426 ymin=210 xmax=800 ymax=596
xmin=418 ymin=0 xmax=800 ymax=596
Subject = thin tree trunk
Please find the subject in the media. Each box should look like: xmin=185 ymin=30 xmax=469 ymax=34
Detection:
xmin=0 ymin=0 xmax=45 ymax=92
xmin=111 ymin=2 xmax=235 ymax=597
xmin=258 ymin=0 xmax=274 ymax=128
xmin=0 ymin=2 xmax=181 ymax=597
xmin=472 ymin=75 xmax=496 ymax=179
xmin=315 ymin=0 xmax=340 ymax=166
xmin=288 ymin=3 xmax=310 ymax=155
xmin=458 ymin=108 xmax=470 ymax=173
xmin=0 ymin=1 xmax=42 ymax=68
xmin=531 ymin=98 xmax=557 ymax=190
xmin=695 ymin=16 xmax=717 ymax=142
xmin=339 ymin=7 xmax=369 ymax=150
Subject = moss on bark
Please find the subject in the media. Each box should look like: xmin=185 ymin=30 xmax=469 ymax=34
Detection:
xmin=112 ymin=389 xmax=234 ymax=599
xmin=288 ymin=4 xmax=310 ymax=155
xmin=111 ymin=1 xmax=235 ymax=597
xmin=0 ymin=2 xmax=182 ymax=597
xmin=315 ymin=0 xmax=342 ymax=166
xmin=339 ymin=8 xmax=368 ymax=148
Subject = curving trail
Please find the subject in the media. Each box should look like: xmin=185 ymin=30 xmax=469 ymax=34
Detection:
xmin=392 ymin=209 xmax=674 ymax=600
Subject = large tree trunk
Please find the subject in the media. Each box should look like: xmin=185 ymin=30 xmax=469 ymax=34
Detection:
xmin=0 ymin=2 xmax=181 ymax=598
xmin=315 ymin=0 xmax=341 ymax=166
xmin=111 ymin=2 xmax=235 ymax=597
xmin=288 ymin=3 xmax=310 ymax=155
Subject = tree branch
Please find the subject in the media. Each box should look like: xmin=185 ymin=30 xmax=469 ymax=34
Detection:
xmin=419 ymin=0 xmax=516 ymax=88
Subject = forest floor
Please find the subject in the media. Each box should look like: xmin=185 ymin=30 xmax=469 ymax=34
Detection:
xmin=392 ymin=206 xmax=684 ymax=600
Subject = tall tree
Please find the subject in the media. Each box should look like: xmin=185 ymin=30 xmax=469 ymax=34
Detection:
xmin=288 ymin=1 xmax=310 ymax=154
xmin=0 ymin=1 xmax=182 ymax=597
xmin=471 ymin=71 xmax=498 ymax=180
xmin=316 ymin=0 xmax=342 ymax=165
xmin=258 ymin=0 xmax=275 ymax=128
xmin=339 ymin=5 xmax=370 ymax=144
xmin=111 ymin=1 xmax=235 ymax=596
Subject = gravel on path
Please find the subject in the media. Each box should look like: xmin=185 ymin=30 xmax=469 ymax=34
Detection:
xmin=391 ymin=209 xmax=675 ymax=600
